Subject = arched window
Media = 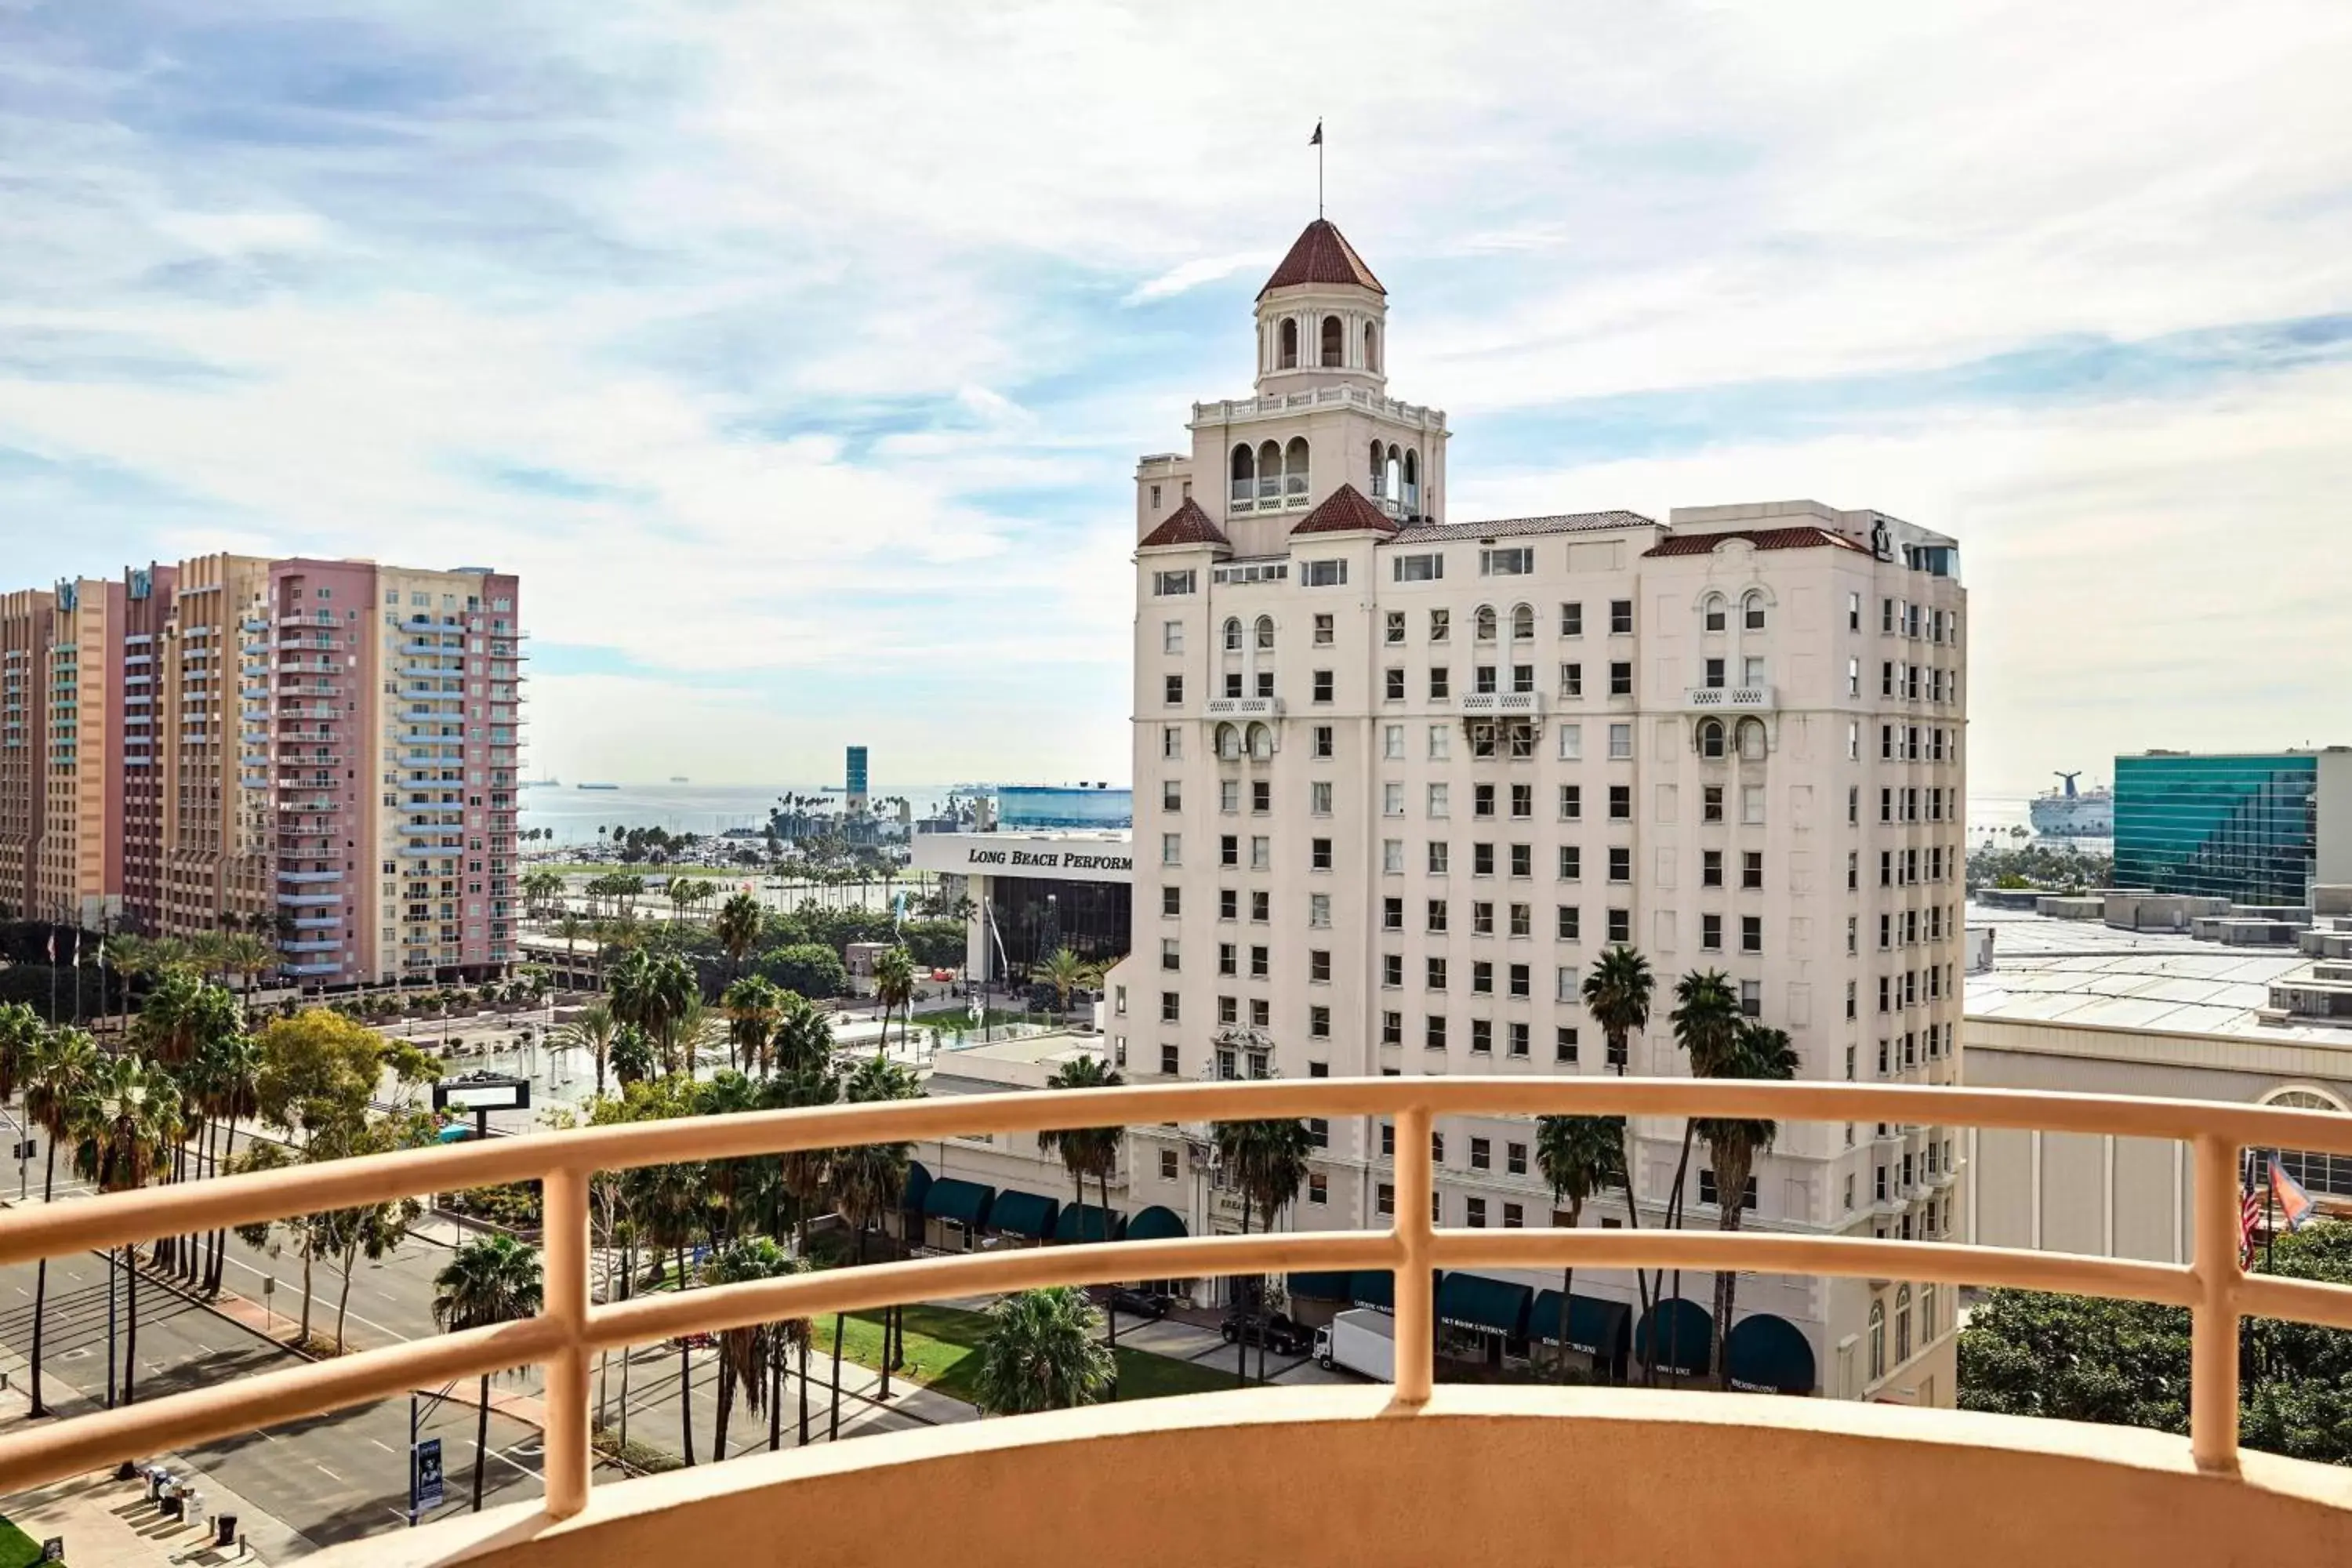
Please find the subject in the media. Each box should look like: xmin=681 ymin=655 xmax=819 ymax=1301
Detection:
xmin=1216 ymin=723 xmax=1242 ymax=760
xmin=1703 ymin=593 xmax=1726 ymax=633
xmin=1368 ymin=440 xmax=1386 ymax=497
xmin=1222 ymin=617 xmax=1242 ymax=653
xmin=1868 ymin=1304 xmax=1886 ymax=1381
xmin=1385 ymin=445 xmax=1402 ymax=504
xmin=1254 ymin=615 xmax=1275 ymax=652
xmin=1279 ymin=318 xmax=1299 ymax=369
xmin=1737 ymin=717 xmax=1767 ymax=762
xmin=1229 ymin=445 xmax=1254 ymax=510
xmin=1283 ymin=436 xmax=1310 ymax=500
xmin=1895 ymin=1286 xmax=1912 ymax=1365
xmin=1744 ymin=590 xmax=1767 ymax=631
xmin=1257 ymin=441 xmax=1281 ymax=504
xmin=1474 ymin=605 xmax=1497 ymax=643
xmin=1364 ymin=321 xmax=1380 ymax=373
xmin=1247 ymin=722 xmax=1274 ymax=760
xmin=1402 ymin=448 xmax=1419 ymax=512
xmin=1320 ymin=314 xmax=1343 ymax=367
xmin=1697 ymin=719 xmax=1726 ymax=760
xmin=1510 ymin=604 xmax=1534 ymax=642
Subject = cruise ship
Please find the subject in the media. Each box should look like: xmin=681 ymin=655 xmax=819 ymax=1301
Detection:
xmin=2029 ymin=771 xmax=2114 ymax=837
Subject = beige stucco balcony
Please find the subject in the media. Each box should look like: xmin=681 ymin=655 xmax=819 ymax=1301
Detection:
xmin=3 ymin=1079 xmax=2352 ymax=1566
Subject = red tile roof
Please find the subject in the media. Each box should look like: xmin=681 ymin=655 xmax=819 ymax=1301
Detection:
xmin=1290 ymin=483 xmax=1399 ymax=537
xmin=1137 ymin=498 xmax=1231 ymax=551
xmin=1644 ymin=526 xmax=1871 ymax=558
xmin=1259 ymin=220 xmax=1385 ymax=299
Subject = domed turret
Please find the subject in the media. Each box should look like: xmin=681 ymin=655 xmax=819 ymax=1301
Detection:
xmin=1253 ymin=219 xmax=1388 ymax=394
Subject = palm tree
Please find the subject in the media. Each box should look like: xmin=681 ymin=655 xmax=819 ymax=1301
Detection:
xmin=1037 ymin=946 xmax=1093 ymax=1016
xmin=217 ymin=931 xmax=275 ymax=1004
xmin=70 ymin=1053 xmax=183 ymax=1406
xmin=970 ymin=1287 xmax=1115 ymax=1415
xmin=609 ymin=1022 xmax=658 ymax=1090
xmin=829 ymin=1054 xmax=916 ymax=1431
xmin=1214 ymin=1117 xmax=1314 ymax=1385
xmin=521 ymin=868 xmax=564 ymax=918
xmin=555 ymin=912 xmax=586 ymax=985
xmin=1697 ymin=1022 xmax=1799 ymax=1388
xmin=1581 ymin=945 xmax=1659 ymax=1359
xmin=1534 ymin=1114 xmax=1626 ymax=1378
xmin=1657 ymin=968 xmax=1740 ymax=1381
xmin=554 ymin=1000 xmax=620 ymax=1097
xmin=23 ymin=1026 xmax=97 ymax=1416
xmin=0 ymin=1001 xmax=37 ymax=1111
xmin=197 ymin=1028 xmax=261 ymax=1295
xmin=715 ymin=892 xmax=762 ymax=979
xmin=699 ymin=1236 xmax=795 ymax=1459
xmin=721 ymin=976 xmax=784 ymax=1076
xmin=431 ymin=1236 xmax=545 ymax=1511
xmin=609 ymin=949 xmax=697 ymax=1072
xmin=1039 ymin=1054 xmax=1127 ymax=1369
xmin=870 ymin=945 xmax=915 ymax=1058
xmin=660 ymin=996 xmax=724 ymax=1080
xmin=769 ymin=994 xmax=834 ymax=1079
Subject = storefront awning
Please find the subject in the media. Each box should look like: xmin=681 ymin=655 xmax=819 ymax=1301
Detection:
xmin=1435 ymin=1272 xmax=1534 ymax=1338
xmin=1634 ymin=1298 xmax=1716 ymax=1379
xmin=988 ymin=1189 xmax=1059 ymax=1240
xmin=1123 ymin=1205 xmax=1187 ymax=1242
xmin=1289 ymin=1271 xmax=1354 ymax=1301
xmin=1054 ymin=1203 xmax=1124 ymax=1243
xmin=902 ymin=1160 xmax=933 ymax=1214
xmin=1529 ymin=1290 xmax=1632 ymax=1360
xmin=1723 ymin=1312 xmax=1817 ymax=1395
xmin=921 ymin=1176 xmax=994 ymax=1230
xmin=1348 ymin=1270 xmax=1443 ymax=1312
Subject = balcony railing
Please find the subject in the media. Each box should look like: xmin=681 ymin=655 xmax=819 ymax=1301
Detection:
xmin=1684 ymin=684 xmax=1776 ymax=710
xmin=1 ymin=1079 xmax=2349 ymax=1534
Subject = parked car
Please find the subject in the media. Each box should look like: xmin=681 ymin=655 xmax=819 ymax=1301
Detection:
xmin=1218 ymin=1308 xmax=1312 ymax=1356
xmin=1104 ymin=1287 xmax=1172 ymax=1321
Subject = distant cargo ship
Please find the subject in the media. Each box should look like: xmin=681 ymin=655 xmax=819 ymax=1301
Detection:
xmin=670 ymin=775 xmax=690 ymax=783
xmin=2029 ymin=772 xmax=2114 ymax=837
xmin=576 ymin=782 xmax=620 ymax=791
xmin=521 ymin=777 xmax=561 ymax=789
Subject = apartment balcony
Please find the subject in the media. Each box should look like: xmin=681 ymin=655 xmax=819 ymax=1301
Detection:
xmin=1205 ymin=696 xmax=1285 ymax=717
xmin=7 ymin=1079 xmax=2350 ymax=1568
xmin=282 ymin=938 xmax=342 ymax=953
xmin=289 ymin=915 xmax=343 ymax=930
xmin=275 ymin=891 xmax=343 ymax=906
xmin=1459 ymin=691 xmax=1546 ymax=715
xmin=277 ymin=869 xmax=343 ymax=884
xmin=281 ymin=960 xmax=342 ymax=976
xmin=401 ymin=844 xmax=462 ymax=858
xmin=1683 ymin=684 xmax=1777 ymax=711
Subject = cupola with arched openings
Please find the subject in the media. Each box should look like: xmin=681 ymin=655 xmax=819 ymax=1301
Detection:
xmin=1253 ymin=219 xmax=1388 ymax=394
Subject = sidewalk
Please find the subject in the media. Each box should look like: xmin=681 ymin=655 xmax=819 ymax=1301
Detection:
xmin=0 ymin=1345 xmax=306 ymax=1566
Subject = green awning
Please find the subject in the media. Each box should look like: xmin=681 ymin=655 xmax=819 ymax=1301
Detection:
xmin=901 ymin=1161 xmax=933 ymax=1214
xmin=1123 ymin=1205 xmax=1187 ymax=1242
xmin=1348 ymin=1270 xmax=1443 ymax=1311
xmin=1724 ymin=1313 xmax=1817 ymax=1395
xmin=1435 ymin=1272 xmax=1534 ymax=1338
xmin=1053 ymin=1203 xmax=1124 ymax=1243
xmin=1530 ymin=1290 xmax=1632 ymax=1361
xmin=1289 ymin=1271 xmax=1353 ymax=1301
xmin=989 ymin=1189 xmax=1059 ymax=1240
xmin=1634 ymin=1298 xmax=1716 ymax=1379
xmin=921 ymin=1176 xmax=994 ymax=1229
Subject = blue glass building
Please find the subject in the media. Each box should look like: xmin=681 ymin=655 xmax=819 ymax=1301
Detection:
xmin=997 ymin=785 xmax=1133 ymax=830
xmin=2113 ymin=751 xmax=2352 ymax=905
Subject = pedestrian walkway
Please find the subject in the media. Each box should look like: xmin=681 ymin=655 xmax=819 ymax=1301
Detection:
xmin=0 ymin=1345 xmax=304 ymax=1565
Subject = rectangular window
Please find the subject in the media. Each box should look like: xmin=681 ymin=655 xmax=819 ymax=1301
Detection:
xmin=1385 ymin=611 xmax=1406 ymax=644
xmin=1312 ymin=670 xmax=1334 ymax=703
xmin=1385 ymin=667 xmax=1406 ymax=700
xmin=1429 ymin=608 xmax=1450 ymax=641
xmin=1162 ymin=726 xmax=1182 ymax=760
xmin=1470 ymin=1137 xmax=1492 ymax=1171
xmin=1741 ymin=786 xmax=1765 ymax=825
xmin=1163 ymin=620 xmax=1185 ymax=653
xmin=1382 ymin=953 xmax=1403 ymax=987
xmin=1250 ymin=946 xmax=1269 ymax=978
xmin=1742 ymin=851 xmax=1763 ymax=890
xmin=1558 ymin=724 xmax=1582 ymax=761
xmin=1472 ymin=960 xmax=1494 ymax=994
xmin=1559 ymin=662 xmax=1583 ymax=699
xmin=1427 ymin=899 xmax=1450 ymax=933
xmin=1701 ymin=849 xmax=1723 ymax=887
xmin=1555 ymin=904 xmax=1581 ymax=941
xmin=1428 ymin=724 xmax=1451 ymax=760
xmin=1152 ymin=570 xmax=1196 ymax=596
xmin=1472 ymin=900 xmax=1496 ymax=935
xmin=1308 ymin=1004 xmax=1330 ymax=1038
xmin=1701 ymin=913 xmax=1723 ymax=952
xmin=1381 ymin=1011 xmax=1403 ymax=1045
xmin=1555 ymin=1026 xmax=1579 ymax=1063
xmin=1555 ymin=964 xmax=1581 ymax=1002
xmin=1510 ymin=843 xmax=1533 ymax=877
xmin=1607 ymin=908 xmax=1631 ymax=944
xmin=1607 ymin=846 xmax=1632 ymax=882
xmin=1428 ymin=782 xmax=1450 ymax=817
xmin=1383 ymin=840 xmax=1404 ymax=875
xmin=1160 ymin=1044 xmax=1180 ymax=1075
xmin=1308 ymin=893 xmax=1330 ymax=928
xmin=1559 ymin=844 xmax=1581 ymax=880
xmin=1162 ymin=779 xmax=1181 ymax=812
xmin=1509 ymin=962 xmax=1530 ymax=998
xmin=1311 ymin=780 xmax=1334 ymax=816
xmin=1470 ymin=1018 xmax=1494 ymax=1054
xmin=1250 ymin=834 xmax=1269 ymax=869
xmin=1384 ymin=780 xmax=1406 ymax=817
xmin=1608 ymin=784 xmax=1631 ymax=821
xmin=1313 ymin=724 xmax=1334 ymax=758
xmin=1428 ymin=841 xmax=1450 ymax=874
xmin=1308 ymin=1172 xmax=1328 ymax=1204
xmin=1313 ymin=613 xmax=1334 ymax=644
xmin=1311 ymin=837 xmax=1332 ymax=870
xmin=1163 ymin=673 xmax=1184 ymax=705
xmin=1511 ymin=782 xmax=1534 ymax=819
xmin=1383 ymin=895 xmax=1404 ymax=931
xmin=1162 ymin=885 xmax=1182 ymax=917
xmin=1394 ymin=552 xmax=1444 ymax=583
xmin=1383 ymin=723 xmax=1406 ymax=759
xmin=1609 ymin=662 xmax=1633 ymax=698
xmin=1741 ymin=915 xmax=1762 ymax=954
xmin=1473 ymin=843 xmax=1496 ymax=876
xmin=1509 ymin=1021 xmax=1530 ymax=1057
xmin=1610 ymin=599 xmax=1633 ymax=634
xmin=1428 ymin=666 xmax=1450 ymax=699
xmin=1160 ymin=992 xmax=1181 ymax=1022
xmin=1303 ymin=559 xmax=1348 ymax=587
xmin=1475 ymin=782 xmax=1497 ymax=818
xmin=1608 ymin=722 xmax=1632 ymax=760
xmin=1480 ymin=546 xmax=1534 ymax=576
xmin=1309 ymin=949 xmax=1331 ymax=984
xmin=1251 ymin=890 xmax=1270 ymax=922
xmin=1560 ymin=601 xmax=1584 ymax=637
xmin=1160 ymin=938 xmax=1181 ymax=971
xmin=1425 ymin=1015 xmax=1446 ymax=1051
xmin=1509 ymin=901 xmax=1532 ymax=936
xmin=1428 ymin=956 xmax=1450 ymax=989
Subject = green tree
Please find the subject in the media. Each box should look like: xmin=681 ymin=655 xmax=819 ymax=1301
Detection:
xmin=769 ymin=993 xmax=834 ymax=1079
xmin=217 ymin=931 xmax=276 ymax=1004
xmin=1215 ymin=1116 xmax=1315 ymax=1385
xmin=432 ymin=1236 xmax=545 ymax=1511
xmin=829 ymin=1054 xmax=917 ymax=1432
xmin=714 ymin=892 xmax=763 ymax=981
xmin=195 ymin=1026 xmax=262 ymax=1295
xmin=699 ymin=1236 xmax=800 ymax=1459
xmin=0 ymin=1001 xmax=37 ymax=1114
xmin=608 ymin=949 xmax=698 ymax=1065
xmin=70 ymin=1053 xmax=183 ymax=1405
xmin=23 ymin=1026 xmax=99 ymax=1416
xmin=1040 ymin=1054 xmax=1126 ymax=1367
xmin=1038 ymin=946 xmax=1094 ymax=1014
xmin=609 ymin=1022 xmax=658 ymax=1089
xmin=553 ymin=1000 xmax=621 ymax=1098
xmin=871 ymin=945 xmax=916 ymax=1058
xmin=721 ymin=975 xmax=785 ymax=1076
xmin=971 ymin=1286 xmax=1115 ymax=1415
xmin=757 ymin=943 xmax=849 ymax=1002
xmin=1693 ymin=1022 xmax=1798 ymax=1388
xmin=1534 ymin=1113 xmax=1626 ymax=1378
xmin=1581 ymin=945 xmax=1658 ymax=1337
xmin=1657 ymin=968 xmax=1740 ymax=1378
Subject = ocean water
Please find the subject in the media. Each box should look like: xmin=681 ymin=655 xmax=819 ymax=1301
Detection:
xmin=519 ymin=782 xmax=965 ymax=845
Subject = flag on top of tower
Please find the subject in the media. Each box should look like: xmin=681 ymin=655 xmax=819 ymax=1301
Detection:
xmin=1308 ymin=119 xmax=1323 ymax=146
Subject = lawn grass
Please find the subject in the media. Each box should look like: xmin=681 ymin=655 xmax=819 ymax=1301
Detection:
xmin=0 ymin=1516 xmax=55 ymax=1568
xmin=811 ymin=1301 xmax=1242 ymax=1407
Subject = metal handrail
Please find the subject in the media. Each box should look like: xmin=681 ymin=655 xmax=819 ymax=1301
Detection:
xmin=2 ymin=1078 xmax=2350 ymax=1518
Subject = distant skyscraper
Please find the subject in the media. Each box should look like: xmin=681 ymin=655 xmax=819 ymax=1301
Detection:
xmin=846 ymin=745 xmax=869 ymax=813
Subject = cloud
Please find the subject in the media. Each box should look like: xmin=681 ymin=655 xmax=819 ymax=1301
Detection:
xmin=1 ymin=0 xmax=2349 ymax=788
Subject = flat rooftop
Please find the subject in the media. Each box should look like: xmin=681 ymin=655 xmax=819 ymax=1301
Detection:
xmin=1965 ymin=903 xmax=2339 ymax=1042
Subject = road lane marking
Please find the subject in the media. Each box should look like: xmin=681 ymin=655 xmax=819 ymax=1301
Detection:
xmin=315 ymin=1464 xmax=343 ymax=1482
xmin=369 ymin=1439 xmax=394 ymax=1453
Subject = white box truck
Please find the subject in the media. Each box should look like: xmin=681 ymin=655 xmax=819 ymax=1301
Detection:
xmin=1314 ymin=1308 xmax=1396 ymax=1381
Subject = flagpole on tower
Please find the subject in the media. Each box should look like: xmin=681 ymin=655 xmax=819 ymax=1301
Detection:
xmin=1310 ymin=119 xmax=1324 ymax=218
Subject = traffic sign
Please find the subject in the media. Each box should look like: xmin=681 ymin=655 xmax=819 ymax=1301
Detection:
xmin=415 ymin=1438 xmax=445 ymax=1512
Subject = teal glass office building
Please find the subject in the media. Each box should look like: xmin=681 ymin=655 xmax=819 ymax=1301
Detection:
xmin=2113 ymin=751 xmax=2352 ymax=905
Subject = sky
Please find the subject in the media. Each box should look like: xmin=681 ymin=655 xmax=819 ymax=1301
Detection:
xmin=3 ymin=1 xmax=2350 ymax=796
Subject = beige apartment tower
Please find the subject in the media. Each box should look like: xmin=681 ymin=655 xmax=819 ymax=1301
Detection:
xmin=1110 ymin=220 xmax=1968 ymax=1403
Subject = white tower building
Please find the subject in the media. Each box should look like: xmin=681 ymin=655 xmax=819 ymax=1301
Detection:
xmin=1106 ymin=216 xmax=1969 ymax=1404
